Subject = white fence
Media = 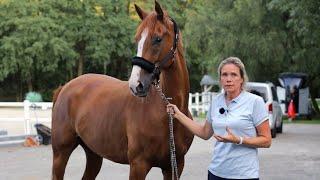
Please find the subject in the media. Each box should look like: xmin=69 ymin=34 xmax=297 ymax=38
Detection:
xmin=0 ymin=100 xmax=52 ymax=136
xmin=188 ymin=92 xmax=217 ymax=116
xmin=0 ymin=92 xmax=215 ymax=137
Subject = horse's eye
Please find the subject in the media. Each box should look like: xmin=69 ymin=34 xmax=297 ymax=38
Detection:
xmin=152 ymin=37 xmax=162 ymax=45
xmin=156 ymin=37 xmax=162 ymax=43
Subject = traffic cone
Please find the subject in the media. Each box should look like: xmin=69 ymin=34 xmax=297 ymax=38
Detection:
xmin=288 ymin=99 xmax=296 ymax=122
xmin=23 ymin=136 xmax=39 ymax=147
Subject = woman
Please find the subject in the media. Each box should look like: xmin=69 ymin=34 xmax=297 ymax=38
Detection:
xmin=167 ymin=57 xmax=271 ymax=180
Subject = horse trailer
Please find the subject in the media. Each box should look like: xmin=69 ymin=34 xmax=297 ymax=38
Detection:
xmin=276 ymin=72 xmax=313 ymax=119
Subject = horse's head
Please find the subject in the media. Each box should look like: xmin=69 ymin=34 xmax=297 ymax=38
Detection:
xmin=129 ymin=1 xmax=179 ymax=97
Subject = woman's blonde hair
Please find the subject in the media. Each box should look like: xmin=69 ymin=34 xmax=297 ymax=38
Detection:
xmin=217 ymin=57 xmax=248 ymax=89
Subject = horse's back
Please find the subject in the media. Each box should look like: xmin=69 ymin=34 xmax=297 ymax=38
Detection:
xmin=53 ymin=74 xmax=128 ymax=118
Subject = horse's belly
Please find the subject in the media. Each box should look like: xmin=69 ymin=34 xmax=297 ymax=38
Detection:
xmin=65 ymin=75 xmax=131 ymax=164
xmin=75 ymin=107 xmax=130 ymax=164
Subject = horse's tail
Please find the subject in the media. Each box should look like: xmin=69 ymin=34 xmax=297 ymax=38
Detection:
xmin=52 ymin=86 xmax=63 ymax=107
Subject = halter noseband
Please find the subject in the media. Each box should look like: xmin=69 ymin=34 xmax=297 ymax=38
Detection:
xmin=131 ymin=17 xmax=179 ymax=81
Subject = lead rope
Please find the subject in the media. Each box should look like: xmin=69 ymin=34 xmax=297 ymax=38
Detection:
xmin=154 ymin=82 xmax=179 ymax=180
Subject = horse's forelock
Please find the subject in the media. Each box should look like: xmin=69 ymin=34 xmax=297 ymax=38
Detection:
xmin=134 ymin=11 xmax=171 ymax=42
xmin=134 ymin=10 xmax=184 ymax=63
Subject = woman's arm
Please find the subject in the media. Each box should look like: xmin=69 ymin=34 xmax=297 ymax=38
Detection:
xmin=167 ymin=104 xmax=213 ymax=140
xmin=243 ymin=120 xmax=272 ymax=148
xmin=214 ymin=120 xmax=272 ymax=148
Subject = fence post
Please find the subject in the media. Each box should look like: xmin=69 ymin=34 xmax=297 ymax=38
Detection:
xmin=201 ymin=92 xmax=206 ymax=114
xmin=188 ymin=93 xmax=192 ymax=112
xmin=195 ymin=92 xmax=200 ymax=115
xmin=24 ymin=100 xmax=31 ymax=135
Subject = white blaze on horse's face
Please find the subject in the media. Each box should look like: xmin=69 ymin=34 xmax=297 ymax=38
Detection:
xmin=129 ymin=28 xmax=149 ymax=96
xmin=137 ymin=28 xmax=148 ymax=57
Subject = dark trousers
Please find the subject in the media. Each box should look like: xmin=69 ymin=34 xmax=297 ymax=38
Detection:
xmin=208 ymin=171 xmax=259 ymax=180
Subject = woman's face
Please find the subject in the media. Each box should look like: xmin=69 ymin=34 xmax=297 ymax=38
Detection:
xmin=220 ymin=63 xmax=244 ymax=95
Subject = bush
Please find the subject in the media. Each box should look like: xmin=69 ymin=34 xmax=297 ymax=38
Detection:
xmin=25 ymin=92 xmax=43 ymax=102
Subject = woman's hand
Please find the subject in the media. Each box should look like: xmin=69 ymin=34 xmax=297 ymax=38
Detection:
xmin=167 ymin=103 xmax=214 ymax=140
xmin=213 ymin=127 xmax=240 ymax=144
xmin=166 ymin=103 xmax=182 ymax=119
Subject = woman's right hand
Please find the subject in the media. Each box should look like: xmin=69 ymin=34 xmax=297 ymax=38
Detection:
xmin=166 ymin=103 xmax=182 ymax=119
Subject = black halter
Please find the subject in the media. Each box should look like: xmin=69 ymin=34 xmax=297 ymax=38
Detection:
xmin=131 ymin=17 xmax=179 ymax=82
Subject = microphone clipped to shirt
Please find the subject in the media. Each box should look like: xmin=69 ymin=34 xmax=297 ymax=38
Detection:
xmin=219 ymin=107 xmax=228 ymax=114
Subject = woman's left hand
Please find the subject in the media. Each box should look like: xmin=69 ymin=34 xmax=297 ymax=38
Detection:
xmin=213 ymin=127 xmax=240 ymax=144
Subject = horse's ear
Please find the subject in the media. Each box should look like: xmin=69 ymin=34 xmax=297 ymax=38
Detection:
xmin=155 ymin=1 xmax=163 ymax=21
xmin=135 ymin=4 xmax=147 ymax=20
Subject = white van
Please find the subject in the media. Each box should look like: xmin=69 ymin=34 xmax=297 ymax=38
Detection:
xmin=246 ymin=82 xmax=283 ymax=138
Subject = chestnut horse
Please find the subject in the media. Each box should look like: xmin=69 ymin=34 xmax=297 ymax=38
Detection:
xmin=51 ymin=2 xmax=193 ymax=180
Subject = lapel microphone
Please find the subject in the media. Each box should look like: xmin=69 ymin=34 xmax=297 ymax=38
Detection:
xmin=219 ymin=108 xmax=226 ymax=114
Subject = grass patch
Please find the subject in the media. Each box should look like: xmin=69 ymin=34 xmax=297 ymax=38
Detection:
xmin=284 ymin=118 xmax=320 ymax=124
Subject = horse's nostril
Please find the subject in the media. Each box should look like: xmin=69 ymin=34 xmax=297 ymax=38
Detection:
xmin=136 ymin=82 xmax=144 ymax=93
xmin=130 ymin=87 xmax=135 ymax=93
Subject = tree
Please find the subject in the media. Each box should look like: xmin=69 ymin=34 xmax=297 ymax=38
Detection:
xmin=47 ymin=0 xmax=136 ymax=78
xmin=0 ymin=0 xmax=75 ymax=100
xmin=183 ymin=0 xmax=287 ymax=91
xmin=269 ymin=0 xmax=320 ymax=114
xmin=0 ymin=0 xmax=137 ymax=100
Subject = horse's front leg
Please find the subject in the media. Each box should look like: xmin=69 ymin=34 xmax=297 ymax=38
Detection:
xmin=162 ymin=158 xmax=185 ymax=180
xmin=129 ymin=159 xmax=152 ymax=180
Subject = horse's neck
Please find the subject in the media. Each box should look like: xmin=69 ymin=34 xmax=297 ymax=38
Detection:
xmin=160 ymin=54 xmax=189 ymax=111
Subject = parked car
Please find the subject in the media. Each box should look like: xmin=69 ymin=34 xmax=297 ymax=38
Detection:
xmin=246 ymin=82 xmax=283 ymax=138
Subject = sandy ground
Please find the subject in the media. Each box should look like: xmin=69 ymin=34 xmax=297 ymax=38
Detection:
xmin=0 ymin=124 xmax=320 ymax=180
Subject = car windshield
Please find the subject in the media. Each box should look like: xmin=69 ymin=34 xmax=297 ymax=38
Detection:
xmin=247 ymin=86 xmax=268 ymax=102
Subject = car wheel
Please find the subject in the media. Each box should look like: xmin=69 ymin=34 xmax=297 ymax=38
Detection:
xmin=276 ymin=120 xmax=283 ymax=133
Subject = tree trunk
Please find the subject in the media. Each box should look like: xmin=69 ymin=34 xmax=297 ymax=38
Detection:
xmin=310 ymin=96 xmax=320 ymax=115
xmin=16 ymin=74 xmax=23 ymax=102
xmin=104 ymin=61 xmax=107 ymax=75
xmin=310 ymin=88 xmax=320 ymax=115
xmin=69 ymin=67 xmax=73 ymax=80
xmin=75 ymin=40 xmax=86 ymax=77
xmin=27 ymin=76 xmax=33 ymax=92
xmin=77 ymin=54 xmax=84 ymax=76
xmin=310 ymin=79 xmax=320 ymax=115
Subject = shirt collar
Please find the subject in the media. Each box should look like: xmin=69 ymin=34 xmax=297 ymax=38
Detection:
xmin=224 ymin=90 xmax=245 ymax=103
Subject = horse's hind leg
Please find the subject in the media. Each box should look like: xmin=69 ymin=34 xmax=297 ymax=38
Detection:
xmin=52 ymin=124 xmax=79 ymax=180
xmin=80 ymin=142 xmax=103 ymax=180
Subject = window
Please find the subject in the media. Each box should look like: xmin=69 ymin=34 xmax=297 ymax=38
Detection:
xmin=247 ymin=86 xmax=268 ymax=102
xmin=271 ymin=86 xmax=279 ymax=102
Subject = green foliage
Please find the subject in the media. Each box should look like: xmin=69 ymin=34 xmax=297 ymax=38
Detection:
xmin=284 ymin=119 xmax=320 ymax=124
xmin=44 ymin=0 xmax=136 ymax=78
xmin=269 ymin=0 xmax=320 ymax=113
xmin=184 ymin=0 xmax=287 ymax=87
xmin=0 ymin=0 xmax=77 ymax=100
xmin=25 ymin=91 xmax=43 ymax=102
xmin=0 ymin=0 xmax=137 ymax=100
xmin=0 ymin=0 xmax=319 ymax=103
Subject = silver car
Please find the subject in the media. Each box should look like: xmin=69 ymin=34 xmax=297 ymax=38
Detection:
xmin=246 ymin=82 xmax=283 ymax=138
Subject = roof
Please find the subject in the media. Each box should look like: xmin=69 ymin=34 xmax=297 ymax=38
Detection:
xmin=278 ymin=72 xmax=308 ymax=88
xmin=246 ymin=82 xmax=273 ymax=88
xmin=279 ymin=72 xmax=308 ymax=79
xmin=200 ymin=75 xmax=219 ymax=86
